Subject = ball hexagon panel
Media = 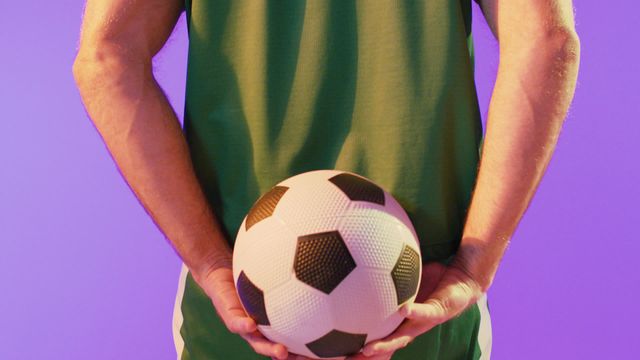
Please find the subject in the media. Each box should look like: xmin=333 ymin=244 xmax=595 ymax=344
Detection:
xmin=328 ymin=172 xmax=385 ymax=206
xmin=286 ymin=215 xmax=343 ymax=239
xmin=384 ymin=194 xmax=420 ymax=246
xmin=234 ymin=191 xmax=289 ymax=273
xmin=338 ymin=209 xmax=406 ymax=270
xmin=391 ymin=244 xmax=421 ymax=305
xmin=264 ymin=279 xmax=333 ymax=354
xmin=294 ymin=231 xmax=356 ymax=294
xmin=272 ymin=173 xmax=352 ymax=227
xmin=236 ymin=271 xmax=270 ymax=326
xmin=363 ymin=311 xmax=406 ymax=343
xmin=245 ymin=186 xmax=289 ymax=231
xmin=256 ymin=326 xmax=287 ymax=344
xmin=233 ymin=226 xmax=296 ymax=293
xmin=306 ymin=329 xmax=367 ymax=358
xmin=349 ymin=189 xmax=420 ymax=247
xmin=328 ymin=268 xmax=400 ymax=335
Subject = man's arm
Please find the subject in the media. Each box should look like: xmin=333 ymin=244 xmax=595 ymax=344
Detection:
xmin=73 ymin=0 xmax=224 ymax=288
xmin=353 ymin=0 xmax=580 ymax=357
xmin=456 ymin=0 xmax=580 ymax=293
xmin=72 ymin=1 xmax=287 ymax=358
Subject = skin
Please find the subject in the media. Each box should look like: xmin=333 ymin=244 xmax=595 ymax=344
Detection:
xmin=72 ymin=0 xmax=579 ymax=359
xmin=73 ymin=0 xmax=286 ymax=358
xmin=347 ymin=0 xmax=580 ymax=359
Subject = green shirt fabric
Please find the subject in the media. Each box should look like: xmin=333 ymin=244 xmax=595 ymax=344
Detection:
xmin=179 ymin=0 xmax=485 ymax=358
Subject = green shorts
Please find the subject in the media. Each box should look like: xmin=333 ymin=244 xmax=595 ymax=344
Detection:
xmin=173 ymin=264 xmax=492 ymax=360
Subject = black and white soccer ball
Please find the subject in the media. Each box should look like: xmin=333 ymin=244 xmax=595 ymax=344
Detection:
xmin=232 ymin=170 xmax=422 ymax=359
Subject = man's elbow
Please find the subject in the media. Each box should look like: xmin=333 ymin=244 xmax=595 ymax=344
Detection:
xmin=72 ymin=43 xmax=151 ymax=92
xmin=72 ymin=47 xmax=118 ymax=93
xmin=72 ymin=55 xmax=95 ymax=91
xmin=501 ymin=23 xmax=581 ymax=69
xmin=544 ymin=26 xmax=581 ymax=66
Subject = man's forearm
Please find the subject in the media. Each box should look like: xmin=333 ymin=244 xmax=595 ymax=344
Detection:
xmin=458 ymin=29 xmax=580 ymax=290
xmin=73 ymin=49 xmax=231 ymax=280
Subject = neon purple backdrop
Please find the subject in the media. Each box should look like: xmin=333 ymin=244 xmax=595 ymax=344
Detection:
xmin=1 ymin=1 xmax=637 ymax=359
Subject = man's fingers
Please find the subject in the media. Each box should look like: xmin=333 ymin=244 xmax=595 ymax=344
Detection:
xmin=347 ymin=351 xmax=394 ymax=360
xmin=345 ymin=352 xmax=368 ymax=360
xmin=209 ymin=295 xmax=256 ymax=334
xmin=401 ymin=300 xmax=448 ymax=323
xmin=242 ymin=331 xmax=288 ymax=359
xmin=217 ymin=307 xmax=256 ymax=334
xmin=204 ymin=268 xmax=258 ymax=334
xmin=199 ymin=266 xmax=288 ymax=359
xmin=363 ymin=335 xmax=413 ymax=356
xmin=349 ymin=263 xmax=486 ymax=359
xmin=360 ymin=320 xmax=424 ymax=356
xmin=356 ymin=298 xmax=469 ymax=356
xmin=404 ymin=266 xmax=482 ymax=323
xmin=271 ymin=353 xmax=307 ymax=360
xmin=273 ymin=355 xmax=303 ymax=360
xmin=228 ymin=314 xmax=257 ymax=334
xmin=367 ymin=355 xmax=393 ymax=360
xmin=288 ymin=355 xmax=316 ymax=360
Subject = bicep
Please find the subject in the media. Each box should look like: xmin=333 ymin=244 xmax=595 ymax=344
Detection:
xmin=76 ymin=0 xmax=184 ymax=62
xmin=475 ymin=0 xmax=577 ymax=47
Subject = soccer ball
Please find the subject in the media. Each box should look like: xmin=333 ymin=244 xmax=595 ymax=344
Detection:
xmin=232 ymin=170 xmax=422 ymax=359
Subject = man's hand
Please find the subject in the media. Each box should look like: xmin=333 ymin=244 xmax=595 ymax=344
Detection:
xmin=346 ymin=259 xmax=483 ymax=360
xmin=193 ymin=261 xmax=289 ymax=360
xmin=272 ymin=355 xmax=317 ymax=360
xmin=278 ymin=262 xmax=470 ymax=360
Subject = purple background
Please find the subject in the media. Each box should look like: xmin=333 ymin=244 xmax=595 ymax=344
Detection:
xmin=1 ymin=1 xmax=638 ymax=359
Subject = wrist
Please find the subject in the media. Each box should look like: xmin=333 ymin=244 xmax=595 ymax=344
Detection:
xmin=452 ymin=237 xmax=508 ymax=292
xmin=188 ymin=250 xmax=233 ymax=286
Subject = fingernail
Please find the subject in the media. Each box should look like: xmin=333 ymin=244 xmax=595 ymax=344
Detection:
xmin=276 ymin=345 xmax=287 ymax=360
xmin=363 ymin=346 xmax=375 ymax=356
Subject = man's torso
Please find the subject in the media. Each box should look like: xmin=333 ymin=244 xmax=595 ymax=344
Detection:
xmin=177 ymin=1 xmax=487 ymax=358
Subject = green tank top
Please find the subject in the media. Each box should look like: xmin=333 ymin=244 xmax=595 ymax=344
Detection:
xmin=178 ymin=1 xmax=486 ymax=359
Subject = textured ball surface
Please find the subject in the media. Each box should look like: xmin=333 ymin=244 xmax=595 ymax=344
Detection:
xmin=233 ymin=170 xmax=422 ymax=359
